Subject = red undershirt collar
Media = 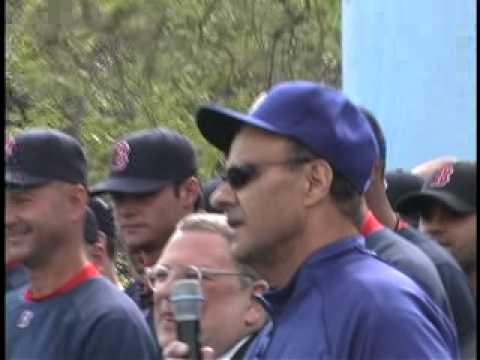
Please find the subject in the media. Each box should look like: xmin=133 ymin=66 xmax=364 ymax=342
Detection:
xmin=360 ymin=210 xmax=385 ymax=236
xmin=6 ymin=260 xmax=20 ymax=271
xmin=396 ymin=217 xmax=410 ymax=231
xmin=25 ymin=263 xmax=99 ymax=302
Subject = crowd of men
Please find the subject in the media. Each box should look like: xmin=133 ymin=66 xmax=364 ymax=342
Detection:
xmin=5 ymin=80 xmax=476 ymax=359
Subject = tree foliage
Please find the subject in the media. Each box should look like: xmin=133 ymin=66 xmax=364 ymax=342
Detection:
xmin=7 ymin=0 xmax=340 ymax=182
xmin=7 ymin=0 xmax=340 ymax=283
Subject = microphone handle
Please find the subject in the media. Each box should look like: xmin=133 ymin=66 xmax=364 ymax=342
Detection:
xmin=176 ymin=320 xmax=202 ymax=360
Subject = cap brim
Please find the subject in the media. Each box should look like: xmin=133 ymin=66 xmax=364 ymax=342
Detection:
xmin=90 ymin=177 xmax=170 ymax=195
xmin=396 ymin=191 xmax=475 ymax=214
xmin=6 ymin=170 xmax=50 ymax=188
xmin=196 ymin=105 xmax=281 ymax=153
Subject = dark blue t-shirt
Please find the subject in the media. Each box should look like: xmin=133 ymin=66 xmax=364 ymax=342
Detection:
xmin=246 ymin=236 xmax=459 ymax=359
xmin=365 ymin=227 xmax=453 ymax=321
xmin=6 ymin=264 xmax=29 ymax=294
xmin=6 ymin=276 xmax=160 ymax=360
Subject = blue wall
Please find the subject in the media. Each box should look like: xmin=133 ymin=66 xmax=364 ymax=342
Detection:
xmin=342 ymin=0 xmax=476 ymax=171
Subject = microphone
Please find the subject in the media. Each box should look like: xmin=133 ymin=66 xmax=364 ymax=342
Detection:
xmin=170 ymin=279 xmax=204 ymax=360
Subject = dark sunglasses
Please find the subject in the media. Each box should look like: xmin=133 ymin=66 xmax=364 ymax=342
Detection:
xmin=220 ymin=157 xmax=315 ymax=190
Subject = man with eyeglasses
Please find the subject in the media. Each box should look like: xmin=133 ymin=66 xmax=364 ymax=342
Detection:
xmin=151 ymin=213 xmax=269 ymax=359
xmin=90 ymin=127 xmax=202 ymax=334
xmin=161 ymin=81 xmax=460 ymax=359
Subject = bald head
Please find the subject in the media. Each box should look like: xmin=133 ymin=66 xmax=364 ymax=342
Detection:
xmin=412 ymin=156 xmax=458 ymax=180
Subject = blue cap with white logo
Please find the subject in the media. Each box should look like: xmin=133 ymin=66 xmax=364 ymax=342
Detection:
xmin=196 ymin=80 xmax=378 ymax=193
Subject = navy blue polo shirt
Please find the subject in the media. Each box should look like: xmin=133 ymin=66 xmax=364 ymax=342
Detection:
xmin=6 ymin=264 xmax=160 ymax=360
xmin=247 ymin=236 xmax=458 ymax=359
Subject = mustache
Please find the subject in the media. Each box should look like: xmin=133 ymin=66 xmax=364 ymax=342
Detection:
xmin=6 ymin=223 xmax=33 ymax=237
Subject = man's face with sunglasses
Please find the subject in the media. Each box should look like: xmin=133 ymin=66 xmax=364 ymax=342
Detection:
xmin=211 ymin=127 xmax=312 ymax=268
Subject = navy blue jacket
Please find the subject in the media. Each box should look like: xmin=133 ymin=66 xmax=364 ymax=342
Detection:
xmin=246 ymin=236 xmax=458 ymax=359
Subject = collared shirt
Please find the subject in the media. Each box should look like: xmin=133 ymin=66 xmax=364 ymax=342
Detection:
xmin=246 ymin=235 xmax=458 ymax=359
xmin=218 ymin=336 xmax=252 ymax=360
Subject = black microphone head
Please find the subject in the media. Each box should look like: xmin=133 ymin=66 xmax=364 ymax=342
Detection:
xmin=170 ymin=279 xmax=204 ymax=322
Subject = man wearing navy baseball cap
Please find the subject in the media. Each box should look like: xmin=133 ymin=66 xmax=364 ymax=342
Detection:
xmin=397 ymin=161 xmax=477 ymax=292
xmin=84 ymin=197 xmax=123 ymax=289
xmin=90 ymin=127 xmax=202 ymax=335
xmin=5 ymin=128 xmax=160 ymax=360
xmin=91 ymin=128 xmax=201 ymax=265
xmin=163 ymin=81 xmax=459 ymax=359
xmin=361 ymin=109 xmax=475 ymax=355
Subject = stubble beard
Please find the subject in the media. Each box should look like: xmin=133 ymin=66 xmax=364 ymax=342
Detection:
xmin=232 ymin=223 xmax=301 ymax=279
xmin=231 ymin=232 xmax=277 ymax=269
xmin=23 ymin=231 xmax=63 ymax=270
xmin=124 ymin=227 xmax=174 ymax=259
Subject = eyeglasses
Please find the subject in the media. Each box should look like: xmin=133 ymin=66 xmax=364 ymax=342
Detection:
xmin=144 ymin=264 xmax=254 ymax=291
xmin=220 ymin=157 xmax=315 ymax=190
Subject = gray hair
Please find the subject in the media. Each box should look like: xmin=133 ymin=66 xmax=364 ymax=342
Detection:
xmin=175 ymin=212 xmax=262 ymax=287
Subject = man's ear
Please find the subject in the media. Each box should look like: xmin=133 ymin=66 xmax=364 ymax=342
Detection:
xmin=371 ymin=159 xmax=382 ymax=183
xmin=96 ymin=231 xmax=109 ymax=251
xmin=178 ymin=177 xmax=201 ymax=209
xmin=304 ymin=159 xmax=333 ymax=207
xmin=245 ymin=279 xmax=269 ymax=327
xmin=87 ymin=232 xmax=108 ymax=271
xmin=252 ymin=279 xmax=269 ymax=296
xmin=64 ymin=183 xmax=88 ymax=223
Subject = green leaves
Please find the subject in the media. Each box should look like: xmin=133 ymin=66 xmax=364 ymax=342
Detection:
xmin=7 ymin=0 xmax=340 ymax=282
xmin=7 ymin=0 xmax=340 ymax=183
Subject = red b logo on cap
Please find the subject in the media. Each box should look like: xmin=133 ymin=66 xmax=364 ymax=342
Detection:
xmin=112 ymin=141 xmax=131 ymax=171
xmin=430 ymin=164 xmax=454 ymax=188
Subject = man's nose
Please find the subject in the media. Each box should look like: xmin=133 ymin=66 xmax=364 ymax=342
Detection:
xmin=114 ymin=197 xmax=141 ymax=218
xmin=210 ymin=181 xmax=237 ymax=212
xmin=420 ymin=213 xmax=445 ymax=238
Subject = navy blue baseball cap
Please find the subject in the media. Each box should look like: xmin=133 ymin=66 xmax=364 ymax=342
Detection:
xmin=84 ymin=207 xmax=99 ymax=245
xmin=386 ymin=169 xmax=425 ymax=209
xmin=196 ymin=81 xmax=379 ymax=193
xmin=90 ymin=127 xmax=198 ymax=194
xmin=88 ymin=197 xmax=116 ymax=240
xmin=6 ymin=128 xmax=87 ymax=188
xmin=397 ymin=161 xmax=476 ymax=214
